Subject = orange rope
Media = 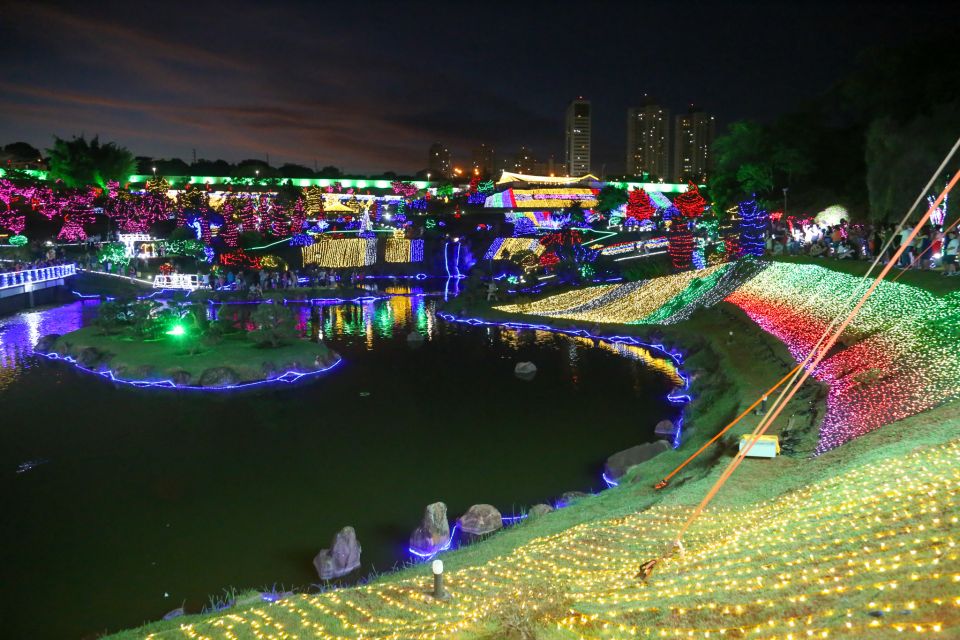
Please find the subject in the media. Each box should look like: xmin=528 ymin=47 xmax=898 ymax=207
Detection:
xmin=654 ymin=363 xmax=802 ymax=489
xmin=670 ymin=169 xmax=960 ymax=546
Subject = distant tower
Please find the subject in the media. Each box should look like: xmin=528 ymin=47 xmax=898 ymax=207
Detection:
xmin=428 ymin=142 xmax=451 ymax=178
xmin=564 ymin=98 xmax=591 ymax=176
xmin=471 ymin=143 xmax=495 ymax=177
xmin=626 ymin=97 xmax=671 ymax=180
xmin=511 ymin=146 xmax=537 ymax=174
xmin=673 ymin=106 xmax=715 ymax=182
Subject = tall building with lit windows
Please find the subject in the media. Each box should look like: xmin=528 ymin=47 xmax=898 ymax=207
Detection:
xmin=673 ymin=106 xmax=715 ymax=182
xmin=564 ymin=98 xmax=591 ymax=176
xmin=471 ymin=143 xmax=495 ymax=177
xmin=626 ymin=97 xmax=671 ymax=180
xmin=428 ymin=142 xmax=451 ymax=178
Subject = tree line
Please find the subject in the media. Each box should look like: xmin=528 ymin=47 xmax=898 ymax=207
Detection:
xmin=709 ymin=34 xmax=960 ymax=222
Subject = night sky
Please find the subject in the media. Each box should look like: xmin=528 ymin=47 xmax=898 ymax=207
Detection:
xmin=0 ymin=1 xmax=941 ymax=174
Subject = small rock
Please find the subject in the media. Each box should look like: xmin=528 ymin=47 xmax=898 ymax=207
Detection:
xmin=198 ymin=366 xmax=240 ymax=387
xmin=170 ymin=370 xmax=192 ymax=385
xmin=528 ymin=504 xmax=553 ymax=518
xmin=654 ymin=419 xmax=678 ymax=438
xmin=458 ymin=504 xmax=503 ymax=535
xmin=313 ymin=526 xmax=362 ymax=580
xmin=35 ymin=333 xmax=61 ymax=353
xmin=559 ymin=491 xmax=589 ymax=505
xmin=261 ymin=362 xmax=278 ymax=379
xmin=162 ymin=607 xmax=184 ymax=621
xmin=514 ymin=362 xmax=537 ymax=378
xmin=604 ymin=441 xmax=671 ymax=481
xmin=78 ymin=346 xmax=103 ymax=368
xmin=409 ymin=502 xmax=450 ymax=556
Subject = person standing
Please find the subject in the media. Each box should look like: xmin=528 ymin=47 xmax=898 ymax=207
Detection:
xmin=943 ymin=232 xmax=959 ymax=276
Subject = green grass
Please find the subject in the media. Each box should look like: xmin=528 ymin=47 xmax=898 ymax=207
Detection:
xmin=50 ymin=328 xmax=336 ymax=386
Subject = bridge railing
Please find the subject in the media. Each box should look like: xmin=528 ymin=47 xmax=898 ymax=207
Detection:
xmin=0 ymin=264 xmax=77 ymax=291
xmin=152 ymin=273 xmax=207 ymax=290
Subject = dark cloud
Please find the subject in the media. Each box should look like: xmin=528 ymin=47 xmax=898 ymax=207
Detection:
xmin=0 ymin=0 xmax=944 ymax=174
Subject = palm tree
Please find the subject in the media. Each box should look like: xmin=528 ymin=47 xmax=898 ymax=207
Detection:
xmin=46 ymin=135 xmax=136 ymax=187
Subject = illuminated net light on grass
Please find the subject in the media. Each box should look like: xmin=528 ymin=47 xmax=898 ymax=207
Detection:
xmin=725 ymin=262 xmax=960 ymax=453
xmin=498 ymin=260 xmax=960 ymax=454
xmin=302 ymin=237 xmax=378 ymax=268
xmin=497 ymin=265 xmax=729 ymax=325
xmin=140 ymin=435 xmax=960 ymax=640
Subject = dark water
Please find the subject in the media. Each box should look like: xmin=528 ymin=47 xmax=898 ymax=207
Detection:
xmin=0 ymin=290 xmax=679 ymax=639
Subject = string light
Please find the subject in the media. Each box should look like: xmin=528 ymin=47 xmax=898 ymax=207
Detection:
xmin=302 ymin=237 xmax=377 ymax=268
xmin=138 ymin=432 xmax=960 ymax=640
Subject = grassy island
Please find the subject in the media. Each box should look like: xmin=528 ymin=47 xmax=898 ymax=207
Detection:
xmin=42 ymin=299 xmax=339 ymax=388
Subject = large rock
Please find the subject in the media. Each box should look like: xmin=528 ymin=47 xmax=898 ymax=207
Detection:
xmin=313 ymin=526 xmax=362 ymax=580
xmin=409 ymin=502 xmax=450 ymax=556
xmin=654 ymin=419 xmax=679 ymax=439
xmin=78 ymin=346 xmax=104 ymax=368
xmin=35 ymin=334 xmax=60 ymax=353
xmin=458 ymin=504 xmax=502 ymax=535
xmin=198 ymin=366 xmax=240 ymax=387
xmin=528 ymin=503 xmax=553 ymax=518
xmin=604 ymin=441 xmax=671 ymax=481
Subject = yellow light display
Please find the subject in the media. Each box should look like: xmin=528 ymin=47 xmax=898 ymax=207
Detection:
xmin=497 ymin=264 xmax=728 ymax=324
xmin=141 ymin=436 xmax=960 ymax=639
xmin=302 ymin=238 xmax=376 ymax=268
xmin=488 ymin=237 xmax=546 ymax=261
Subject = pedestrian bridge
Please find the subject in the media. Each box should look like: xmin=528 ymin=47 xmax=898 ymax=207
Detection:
xmin=0 ymin=264 xmax=77 ymax=299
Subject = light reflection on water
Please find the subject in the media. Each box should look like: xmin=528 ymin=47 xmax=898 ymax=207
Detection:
xmin=0 ymin=291 xmax=682 ymax=388
xmin=0 ymin=301 xmax=100 ymax=390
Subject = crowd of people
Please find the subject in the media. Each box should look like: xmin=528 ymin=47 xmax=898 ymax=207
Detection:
xmin=766 ymin=218 xmax=959 ymax=275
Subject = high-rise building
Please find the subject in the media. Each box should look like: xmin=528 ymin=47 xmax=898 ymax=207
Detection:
xmin=471 ymin=144 xmax=495 ymax=177
xmin=510 ymin=146 xmax=537 ymax=174
xmin=673 ymin=106 xmax=715 ymax=182
xmin=564 ymin=98 xmax=591 ymax=176
xmin=626 ymin=98 xmax=671 ymax=180
xmin=428 ymin=142 xmax=451 ymax=178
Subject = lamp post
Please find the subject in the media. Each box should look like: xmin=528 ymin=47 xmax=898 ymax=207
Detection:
xmin=782 ymin=187 xmax=788 ymax=216
xmin=431 ymin=559 xmax=449 ymax=600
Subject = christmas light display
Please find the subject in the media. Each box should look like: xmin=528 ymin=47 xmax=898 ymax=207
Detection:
xmin=56 ymin=209 xmax=95 ymax=242
xmin=302 ymin=237 xmax=377 ymax=268
xmin=484 ymin=188 xmax=599 ymax=209
xmin=138 ymin=395 xmax=959 ymax=639
xmin=668 ymin=221 xmax=694 ymax=269
xmin=738 ymin=197 xmax=768 ymax=257
xmin=672 ymin=182 xmax=707 ymax=218
xmin=928 ymin=194 xmax=947 ymax=226
xmin=219 ymin=249 xmax=261 ymax=269
xmin=289 ymin=233 xmax=314 ymax=247
xmin=626 ymin=188 xmax=656 ymax=221
xmin=391 ymin=180 xmax=418 ymax=198
xmin=8 ymin=234 xmax=27 ymax=246
xmin=384 ymin=238 xmax=425 ymax=263
xmin=497 ymin=265 xmax=730 ymax=324
xmin=726 ymin=262 xmax=960 ymax=452
xmin=483 ymin=237 xmax=545 ymax=261
xmin=304 ymin=186 xmax=326 ymax=216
